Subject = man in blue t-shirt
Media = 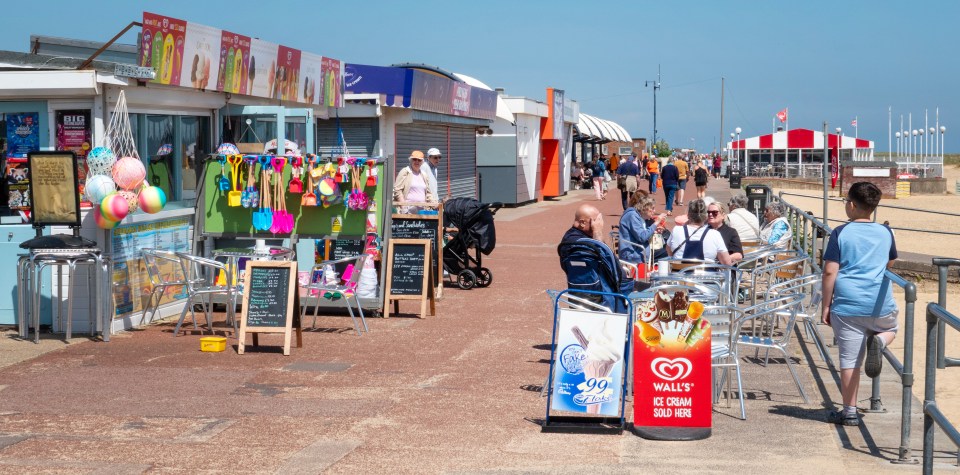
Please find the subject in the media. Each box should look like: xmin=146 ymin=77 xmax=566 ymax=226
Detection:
xmin=822 ymin=182 xmax=898 ymax=426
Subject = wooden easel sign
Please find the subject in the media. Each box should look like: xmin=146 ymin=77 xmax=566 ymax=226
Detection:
xmin=384 ymin=238 xmax=434 ymax=319
xmin=237 ymin=261 xmax=302 ymax=355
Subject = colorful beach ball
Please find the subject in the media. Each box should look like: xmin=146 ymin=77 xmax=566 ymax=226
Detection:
xmin=92 ymin=207 xmax=118 ymax=229
xmin=317 ymin=177 xmax=337 ymax=197
xmin=100 ymin=193 xmax=129 ymax=222
xmin=118 ymin=190 xmax=139 ymax=214
xmin=112 ymin=157 xmax=146 ymax=190
xmin=87 ymin=147 xmax=117 ymax=176
xmin=138 ymin=185 xmax=167 ymax=214
xmin=84 ymin=174 xmax=116 ymax=204
xmin=217 ymin=143 xmax=240 ymax=155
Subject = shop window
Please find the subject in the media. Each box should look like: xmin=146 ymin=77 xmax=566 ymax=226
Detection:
xmin=179 ymin=116 xmax=209 ymax=196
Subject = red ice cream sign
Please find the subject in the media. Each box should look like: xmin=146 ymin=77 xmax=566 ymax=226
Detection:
xmin=633 ymin=291 xmax=712 ymax=429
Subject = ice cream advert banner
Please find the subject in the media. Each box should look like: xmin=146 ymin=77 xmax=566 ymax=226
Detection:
xmin=550 ymin=309 xmax=629 ymax=417
xmin=138 ymin=12 xmax=340 ymax=108
xmin=633 ymin=290 xmax=712 ymax=428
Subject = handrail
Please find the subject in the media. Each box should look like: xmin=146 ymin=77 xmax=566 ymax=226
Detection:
xmin=923 ymin=302 xmax=960 ymax=474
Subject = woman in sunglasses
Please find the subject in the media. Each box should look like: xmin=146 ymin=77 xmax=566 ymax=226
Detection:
xmin=706 ymin=200 xmax=743 ymax=263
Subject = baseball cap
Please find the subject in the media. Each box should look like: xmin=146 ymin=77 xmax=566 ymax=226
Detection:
xmin=427 ymin=148 xmax=441 ymax=157
xmin=410 ymin=150 xmax=425 ymax=159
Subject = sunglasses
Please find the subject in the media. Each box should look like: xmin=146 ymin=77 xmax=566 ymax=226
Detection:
xmin=707 ymin=210 xmax=721 ymax=217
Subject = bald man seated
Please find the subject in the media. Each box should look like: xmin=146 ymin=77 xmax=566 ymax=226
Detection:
xmin=562 ymin=204 xmax=605 ymax=242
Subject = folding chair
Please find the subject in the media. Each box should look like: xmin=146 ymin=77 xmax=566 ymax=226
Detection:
xmin=173 ymin=252 xmax=239 ymax=336
xmin=735 ymin=294 xmax=808 ymax=404
xmin=142 ymin=249 xmax=192 ymax=325
xmin=765 ymin=274 xmax=833 ymax=367
xmin=301 ymin=254 xmax=369 ymax=335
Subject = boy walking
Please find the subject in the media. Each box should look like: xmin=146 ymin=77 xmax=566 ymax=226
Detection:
xmin=822 ymin=182 xmax=898 ymax=426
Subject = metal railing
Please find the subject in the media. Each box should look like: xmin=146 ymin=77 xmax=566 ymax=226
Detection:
xmin=779 ymin=191 xmax=960 ymax=237
xmin=922 ymin=258 xmax=960 ymax=473
xmin=777 ymin=193 xmax=921 ymax=464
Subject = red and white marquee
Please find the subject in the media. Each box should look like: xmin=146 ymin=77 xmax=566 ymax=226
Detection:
xmin=727 ymin=128 xmax=874 ymax=154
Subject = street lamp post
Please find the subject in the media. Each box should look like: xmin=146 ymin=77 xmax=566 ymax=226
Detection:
xmin=835 ymin=128 xmax=842 ymax=174
xmin=941 ymin=126 xmax=947 ymax=161
xmin=729 ymin=132 xmax=735 ymax=164
xmin=929 ymin=127 xmax=936 ymax=159
xmin=895 ymin=132 xmax=901 ymax=158
xmin=735 ymin=127 xmax=742 ymax=173
xmin=645 ymin=65 xmax=661 ymax=154
xmin=912 ymin=129 xmax=918 ymax=164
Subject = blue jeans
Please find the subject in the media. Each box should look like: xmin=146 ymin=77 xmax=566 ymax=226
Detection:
xmin=648 ymin=173 xmax=659 ymax=193
xmin=664 ymin=185 xmax=678 ymax=211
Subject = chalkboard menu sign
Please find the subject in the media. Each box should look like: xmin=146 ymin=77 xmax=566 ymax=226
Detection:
xmin=324 ymin=238 xmax=365 ymax=274
xmin=391 ymin=215 xmax=442 ymax=297
xmin=238 ymin=261 xmax=302 ymax=355
xmin=384 ymin=238 xmax=434 ymax=319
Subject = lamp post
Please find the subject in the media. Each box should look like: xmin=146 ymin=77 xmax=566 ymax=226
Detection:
xmin=912 ymin=129 xmax=918 ymax=164
xmin=735 ymin=127 xmax=742 ymax=172
xmin=645 ymin=65 xmax=661 ymax=152
xmin=919 ymin=128 xmax=925 ymax=161
xmin=835 ymin=127 xmax=842 ymax=172
xmin=929 ymin=127 xmax=936 ymax=158
xmin=895 ymin=132 xmax=900 ymax=158
xmin=729 ymin=132 xmax=735 ymax=164
xmin=941 ymin=126 xmax=947 ymax=161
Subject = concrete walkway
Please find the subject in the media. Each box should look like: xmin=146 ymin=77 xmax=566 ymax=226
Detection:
xmin=0 ymin=177 xmax=957 ymax=473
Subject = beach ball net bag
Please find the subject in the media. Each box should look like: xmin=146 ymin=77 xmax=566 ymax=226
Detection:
xmin=105 ymin=90 xmax=139 ymax=160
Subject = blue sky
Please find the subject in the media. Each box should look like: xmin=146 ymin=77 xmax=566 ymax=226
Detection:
xmin=3 ymin=0 xmax=956 ymax=152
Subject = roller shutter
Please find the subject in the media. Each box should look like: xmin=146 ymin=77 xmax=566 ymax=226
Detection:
xmin=316 ymin=118 xmax=378 ymax=157
xmin=395 ymin=123 xmax=477 ymax=199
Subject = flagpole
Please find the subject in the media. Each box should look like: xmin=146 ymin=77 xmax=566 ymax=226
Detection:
xmin=855 ymin=116 xmax=858 ymax=138
xmin=888 ymin=107 xmax=892 ymax=159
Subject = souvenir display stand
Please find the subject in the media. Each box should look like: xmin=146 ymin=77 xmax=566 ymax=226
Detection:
xmin=198 ymin=151 xmax=390 ymax=313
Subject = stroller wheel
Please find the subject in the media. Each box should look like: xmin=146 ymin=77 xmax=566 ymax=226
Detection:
xmin=457 ymin=270 xmax=477 ymax=290
xmin=476 ymin=267 xmax=492 ymax=287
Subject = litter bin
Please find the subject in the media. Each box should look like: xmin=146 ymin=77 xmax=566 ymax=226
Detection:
xmin=745 ymin=184 xmax=772 ymax=216
xmin=728 ymin=169 xmax=742 ymax=189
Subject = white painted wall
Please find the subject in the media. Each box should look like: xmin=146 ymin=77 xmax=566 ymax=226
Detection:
xmin=514 ymin=113 xmax=541 ymax=201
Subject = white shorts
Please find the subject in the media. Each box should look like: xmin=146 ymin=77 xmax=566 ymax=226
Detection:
xmin=830 ymin=310 xmax=899 ymax=369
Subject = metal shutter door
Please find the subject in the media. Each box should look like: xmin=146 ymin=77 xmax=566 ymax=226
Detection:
xmin=316 ymin=118 xmax=378 ymax=157
xmin=447 ymin=126 xmax=477 ymax=199
xmin=395 ymin=123 xmax=447 ymax=183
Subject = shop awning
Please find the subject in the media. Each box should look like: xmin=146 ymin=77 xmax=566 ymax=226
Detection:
xmin=0 ymin=70 xmax=100 ymax=98
xmin=726 ymin=128 xmax=874 ymax=150
xmin=576 ymin=113 xmax=632 ymax=143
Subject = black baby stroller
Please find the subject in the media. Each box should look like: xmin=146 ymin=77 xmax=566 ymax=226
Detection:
xmin=442 ymin=197 xmax=502 ymax=289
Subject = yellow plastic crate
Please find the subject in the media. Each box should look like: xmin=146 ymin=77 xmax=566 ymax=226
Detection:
xmin=200 ymin=336 xmax=227 ymax=352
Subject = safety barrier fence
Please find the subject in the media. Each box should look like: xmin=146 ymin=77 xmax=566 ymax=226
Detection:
xmin=923 ymin=258 xmax=960 ymax=474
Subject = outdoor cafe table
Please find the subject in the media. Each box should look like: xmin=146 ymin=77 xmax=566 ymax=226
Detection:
xmin=212 ymin=246 xmax=295 ymax=289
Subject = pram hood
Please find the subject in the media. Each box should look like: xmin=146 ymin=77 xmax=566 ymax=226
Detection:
xmin=443 ymin=197 xmax=496 ymax=255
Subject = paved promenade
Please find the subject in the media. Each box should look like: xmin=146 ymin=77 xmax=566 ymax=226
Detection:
xmin=0 ymin=177 xmax=958 ymax=473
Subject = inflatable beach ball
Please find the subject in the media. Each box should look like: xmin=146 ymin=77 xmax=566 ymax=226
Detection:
xmin=118 ymin=190 xmax=139 ymax=214
xmin=100 ymin=193 xmax=129 ymax=222
xmin=87 ymin=147 xmax=117 ymax=176
xmin=84 ymin=174 xmax=116 ymax=204
xmin=112 ymin=157 xmax=146 ymax=190
xmin=217 ymin=143 xmax=240 ymax=155
xmin=138 ymin=185 xmax=167 ymax=214
xmin=92 ymin=207 xmax=118 ymax=229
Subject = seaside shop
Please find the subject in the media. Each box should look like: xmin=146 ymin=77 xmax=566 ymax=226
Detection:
xmin=726 ymin=128 xmax=875 ymax=178
xmin=0 ymin=11 xmax=392 ymax=336
xmin=343 ymin=63 xmax=499 ymax=200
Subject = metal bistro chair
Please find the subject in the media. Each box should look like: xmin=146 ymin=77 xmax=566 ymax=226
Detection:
xmin=678 ymin=264 xmax=742 ymax=305
xmin=707 ymin=304 xmax=744 ymax=419
xmin=764 ymin=274 xmax=833 ymax=367
xmin=301 ymin=254 xmax=369 ymax=335
xmin=173 ymin=252 xmax=239 ymax=337
xmin=142 ymin=249 xmax=194 ymax=325
xmin=735 ymin=294 xmax=809 ymax=404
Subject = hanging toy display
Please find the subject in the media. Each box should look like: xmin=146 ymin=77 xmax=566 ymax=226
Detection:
xmin=226 ymin=155 xmax=243 ymax=207
xmin=252 ymin=156 xmax=273 ymax=231
xmin=366 ymin=158 xmax=378 ymax=187
xmin=288 ymin=156 xmax=304 ymax=193
xmin=241 ymin=155 xmax=259 ymax=208
xmin=138 ymin=185 xmax=167 ymax=214
xmin=217 ymin=155 xmax=230 ymax=191
xmin=87 ymin=147 xmax=117 ymax=176
xmin=301 ymin=154 xmax=318 ymax=206
xmin=216 ymin=143 xmax=240 ymax=155
xmin=84 ymin=174 xmax=117 ymax=204
xmin=100 ymin=192 xmax=130 ymax=222
xmin=93 ymin=206 xmax=119 ymax=229
xmin=112 ymin=157 xmax=146 ymax=190
xmin=346 ymin=159 xmax=370 ymax=211
xmin=118 ymin=190 xmax=140 ymax=214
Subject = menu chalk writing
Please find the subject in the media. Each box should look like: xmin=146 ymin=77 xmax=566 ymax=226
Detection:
xmin=245 ymin=266 xmax=290 ymax=327
xmin=391 ymin=216 xmax=441 ymax=290
xmin=238 ymin=261 xmax=301 ymax=356
xmin=384 ymin=238 xmax=434 ymax=319
xmin=326 ymin=238 xmax=365 ymax=274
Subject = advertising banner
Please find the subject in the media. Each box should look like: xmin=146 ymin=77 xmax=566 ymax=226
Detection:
xmin=140 ymin=12 xmax=187 ymax=86
xmin=553 ymin=89 xmax=565 ymax=141
xmin=6 ymin=113 xmax=39 ymax=158
xmin=451 ymin=82 xmax=471 ymax=117
xmin=248 ymin=38 xmax=279 ymax=99
xmin=321 ymin=57 xmax=344 ymax=108
xmin=299 ymin=52 xmax=323 ymax=105
xmin=275 ymin=45 xmax=302 ymax=101
xmin=216 ymin=30 xmax=252 ymax=95
xmin=180 ymin=21 xmax=221 ymax=91
xmin=550 ymin=308 xmax=629 ymax=417
xmin=55 ymin=110 xmax=91 ymax=204
xmin=111 ymin=217 xmax=191 ymax=317
xmin=633 ymin=290 xmax=712 ymax=434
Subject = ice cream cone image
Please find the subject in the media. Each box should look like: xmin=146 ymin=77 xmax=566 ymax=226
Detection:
xmin=578 ymin=318 xmax=624 ymax=414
